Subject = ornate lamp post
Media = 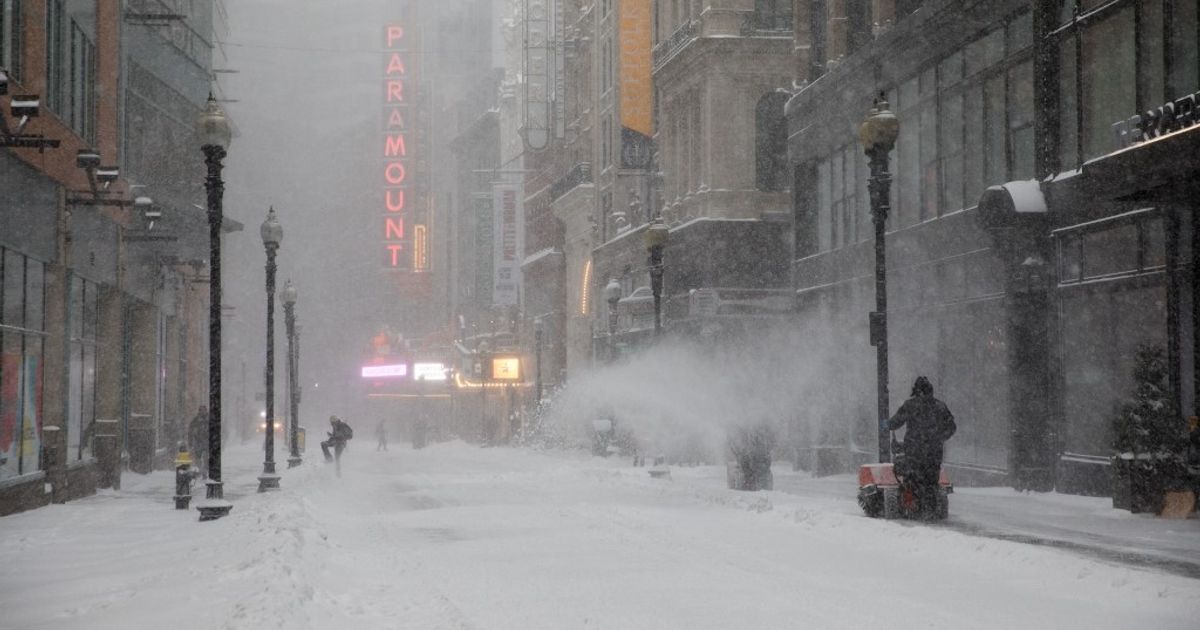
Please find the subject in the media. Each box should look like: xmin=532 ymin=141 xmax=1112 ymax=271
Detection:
xmin=281 ymin=279 xmax=301 ymax=468
xmin=859 ymin=95 xmax=899 ymax=464
xmin=196 ymin=94 xmax=233 ymax=521
xmin=603 ymin=278 xmax=621 ymax=361
xmin=643 ymin=220 xmax=669 ymax=337
xmin=258 ymin=207 xmax=283 ymax=492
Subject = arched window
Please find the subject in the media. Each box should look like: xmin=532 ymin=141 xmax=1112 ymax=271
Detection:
xmin=755 ymin=92 xmax=790 ymax=192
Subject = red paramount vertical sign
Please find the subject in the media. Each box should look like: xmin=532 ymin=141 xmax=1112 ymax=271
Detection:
xmin=382 ymin=18 xmax=426 ymax=272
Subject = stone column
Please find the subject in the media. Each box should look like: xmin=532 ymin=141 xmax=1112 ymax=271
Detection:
xmin=41 ymin=188 xmax=70 ymax=502
xmin=94 ymin=286 xmax=124 ymax=487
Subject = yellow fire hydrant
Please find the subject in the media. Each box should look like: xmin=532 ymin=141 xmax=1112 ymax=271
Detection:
xmin=174 ymin=444 xmax=197 ymax=510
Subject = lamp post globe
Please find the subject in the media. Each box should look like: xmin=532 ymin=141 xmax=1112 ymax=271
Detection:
xmin=196 ymin=93 xmax=232 ymax=521
xmin=258 ymin=208 xmax=283 ymax=492
xmin=860 ymin=94 xmax=899 ymax=464
xmin=198 ymin=94 xmax=232 ymax=151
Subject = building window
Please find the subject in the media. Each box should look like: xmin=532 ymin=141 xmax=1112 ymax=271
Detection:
xmin=67 ymin=279 xmax=97 ymax=461
xmin=808 ymin=0 xmax=827 ymax=79
xmin=752 ymin=0 xmax=792 ymax=31
xmin=1 ymin=248 xmax=46 ymax=479
xmin=0 ymin=0 xmax=22 ymax=81
xmin=45 ymin=0 xmax=65 ymax=115
xmin=1053 ymin=0 xmax=1195 ymax=166
xmin=755 ymin=92 xmax=789 ymax=192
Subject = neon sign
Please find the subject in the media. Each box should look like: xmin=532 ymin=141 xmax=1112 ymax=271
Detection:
xmin=383 ymin=21 xmax=412 ymax=269
xmin=361 ymin=364 xmax=408 ymax=379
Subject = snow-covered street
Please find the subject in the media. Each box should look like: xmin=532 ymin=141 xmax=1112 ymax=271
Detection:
xmin=1 ymin=441 xmax=1198 ymax=630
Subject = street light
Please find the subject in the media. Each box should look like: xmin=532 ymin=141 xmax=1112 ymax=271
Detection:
xmin=859 ymin=94 xmax=899 ymax=464
xmin=643 ymin=219 xmax=669 ymax=337
xmin=534 ymin=318 xmax=544 ymax=405
xmin=196 ymin=93 xmax=232 ymax=521
xmin=478 ymin=340 xmax=491 ymax=444
xmin=258 ymin=206 xmax=283 ymax=492
xmin=603 ymin=278 xmax=621 ymax=362
xmin=281 ymin=279 xmax=301 ymax=469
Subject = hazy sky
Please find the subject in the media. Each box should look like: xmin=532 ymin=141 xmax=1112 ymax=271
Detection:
xmin=218 ymin=0 xmax=394 ymax=425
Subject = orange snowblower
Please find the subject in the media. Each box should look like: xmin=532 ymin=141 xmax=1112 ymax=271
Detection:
xmin=857 ymin=460 xmax=953 ymax=520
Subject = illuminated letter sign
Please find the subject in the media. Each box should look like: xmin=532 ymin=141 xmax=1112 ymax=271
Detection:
xmin=361 ymin=364 xmax=408 ymax=379
xmin=491 ymin=357 xmax=521 ymax=381
xmin=382 ymin=20 xmax=412 ymax=270
xmin=413 ymin=362 xmax=447 ymax=381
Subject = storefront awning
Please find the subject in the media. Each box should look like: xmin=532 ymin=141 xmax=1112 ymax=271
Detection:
xmin=1082 ymin=125 xmax=1200 ymax=204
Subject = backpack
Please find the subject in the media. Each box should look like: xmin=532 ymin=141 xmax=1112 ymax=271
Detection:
xmin=342 ymin=423 xmax=353 ymax=440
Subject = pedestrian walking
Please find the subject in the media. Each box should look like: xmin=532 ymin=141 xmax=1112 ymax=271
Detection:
xmin=321 ymin=415 xmax=353 ymax=464
xmin=376 ymin=420 xmax=388 ymax=451
xmin=885 ymin=376 xmax=956 ymax=519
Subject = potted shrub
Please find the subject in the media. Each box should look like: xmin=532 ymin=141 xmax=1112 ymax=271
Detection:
xmin=1111 ymin=345 xmax=1188 ymax=514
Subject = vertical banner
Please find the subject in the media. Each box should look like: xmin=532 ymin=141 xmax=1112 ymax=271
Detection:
xmin=618 ymin=0 xmax=653 ymax=169
xmin=492 ymin=182 xmax=524 ymax=305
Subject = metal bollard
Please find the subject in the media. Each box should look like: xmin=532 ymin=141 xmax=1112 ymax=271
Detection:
xmin=174 ymin=443 xmax=196 ymax=510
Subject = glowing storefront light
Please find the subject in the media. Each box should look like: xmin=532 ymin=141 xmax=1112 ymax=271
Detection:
xmin=413 ymin=362 xmax=447 ymax=381
xmin=361 ymin=364 xmax=408 ymax=379
xmin=491 ymin=357 xmax=521 ymax=381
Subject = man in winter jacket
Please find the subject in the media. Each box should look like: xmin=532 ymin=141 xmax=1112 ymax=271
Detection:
xmin=885 ymin=376 xmax=956 ymax=518
xmin=321 ymin=415 xmax=353 ymax=463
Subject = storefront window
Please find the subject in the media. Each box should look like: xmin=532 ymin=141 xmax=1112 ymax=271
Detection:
xmin=0 ymin=248 xmax=46 ymax=480
xmin=1080 ymin=7 xmax=1136 ymax=161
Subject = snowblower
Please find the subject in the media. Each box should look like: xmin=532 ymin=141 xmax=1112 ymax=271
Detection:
xmin=857 ymin=436 xmax=952 ymax=520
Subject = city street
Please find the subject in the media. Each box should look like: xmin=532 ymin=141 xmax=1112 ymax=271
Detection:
xmin=1 ymin=441 xmax=1198 ymax=630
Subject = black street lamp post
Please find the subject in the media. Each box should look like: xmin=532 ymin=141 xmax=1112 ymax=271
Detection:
xmin=258 ymin=207 xmax=283 ymax=492
xmin=282 ymin=279 xmax=301 ymax=468
xmin=604 ymin=278 xmax=620 ymax=362
xmin=196 ymin=94 xmax=233 ymax=521
xmin=534 ymin=318 xmax=544 ymax=405
xmin=859 ymin=95 xmax=900 ymax=464
xmin=643 ymin=220 xmax=669 ymax=337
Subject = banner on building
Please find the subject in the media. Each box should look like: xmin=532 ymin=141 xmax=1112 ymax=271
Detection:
xmin=492 ymin=182 xmax=523 ymax=305
xmin=619 ymin=0 xmax=653 ymax=168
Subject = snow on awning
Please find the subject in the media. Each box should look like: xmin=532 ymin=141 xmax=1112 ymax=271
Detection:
xmin=521 ymin=248 xmax=563 ymax=269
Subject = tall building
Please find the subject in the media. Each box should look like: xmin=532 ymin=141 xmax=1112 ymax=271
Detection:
xmin=785 ymin=0 xmax=1199 ymax=493
xmin=0 ymin=0 xmax=224 ymax=514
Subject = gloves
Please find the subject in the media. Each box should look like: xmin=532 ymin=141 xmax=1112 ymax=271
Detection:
xmin=879 ymin=419 xmax=891 ymax=433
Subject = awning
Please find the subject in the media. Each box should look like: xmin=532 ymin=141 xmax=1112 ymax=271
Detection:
xmin=1082 ymin=124 xmax=1200 ymax=204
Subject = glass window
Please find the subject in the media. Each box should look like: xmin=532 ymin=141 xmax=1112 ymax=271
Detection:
xmin=24 ymin=259 xmax=42 ymax=333
xmin=963 ymin=85 xmax=985 ymax=204
xmin=3 ymin=250 xmax=23 ymax=328
xmin=1083 ymin=224 xmax=1139 ymax=278
xmin=1141 ymin=216 xmax=1166 ymax=269
xmin=1007 ymin=11 xmax=1033 ymax=54
xmin=920 ymin=104 xmax=938 ymax=220
xmin=1008 ymin=61 xmax=1035 ymax=180
xmin=940 ymin=91 xmax=964 ymax=212
xmin=1170 ymin=0 xmax=1199 ymax=97
xmin=984 ymin=75 xmax=1006 ymax=186
xmin=939 ymin=51 xmax=963 ymax=89
xmin=898 ymin=109 xmax=920 ymax=227
xmin=1060 ymin=39 xmax=1079 ymax=167
xmin=965 ymin=29 xmax=1004 ymax=78
xmin=1139 ymin=0 xmax=1165 ymax=109
xmin=817 ymin=160 xmax=832 ymax=252
xmin=1059 ymin=234 xmax=1082 ymax=282
xmin=1080 ymin=7 xmax=1136 ymax=160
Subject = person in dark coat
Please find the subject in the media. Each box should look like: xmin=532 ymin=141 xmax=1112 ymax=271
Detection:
xmin=187 ymin=406 xmax=209 ymax=476
xmin=885 ymin=376 xmax=956 ymax=518
xmin=321 ymin=415 xmax=353 ymax=463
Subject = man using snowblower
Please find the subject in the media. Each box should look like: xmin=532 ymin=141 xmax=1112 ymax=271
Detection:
xmin=884 ymin=376 xmax=956 ymax=520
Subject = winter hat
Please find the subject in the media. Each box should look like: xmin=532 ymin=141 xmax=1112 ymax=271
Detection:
xmin=912 ymin=376 xmax=933 ymax=397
